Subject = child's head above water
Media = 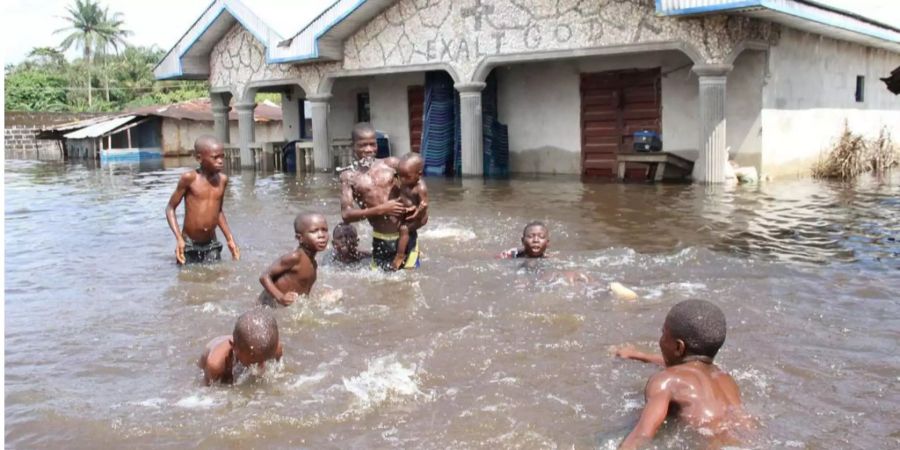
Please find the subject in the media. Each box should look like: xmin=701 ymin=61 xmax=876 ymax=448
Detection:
xmin=332 ymin=222 xmax=359 ymax=255
xmin=232 ymin=309 xmax=280 ymax=366
xmin=294 ymin=212 xmax=329 ymax=253
xmin=193 ymin=135 xmax=224 ymax=173
xmin=396 ymin=153 xmax=424 ymax=188
xmin=521 ymin=221 xmax=549 ymax=257
xmin=660 ymin=299 xmax=727 ymax=367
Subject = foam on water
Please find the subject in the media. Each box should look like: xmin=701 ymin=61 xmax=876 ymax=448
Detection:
xmin=341 ymin=354 xmax=425 ymax=411
xmin=419 ymin=225 xmax=477 ymax=241
xmin=175 ymin=394 xmax=222 ymax=409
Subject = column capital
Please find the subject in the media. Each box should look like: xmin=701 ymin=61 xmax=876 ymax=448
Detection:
xmin=306 ymin=93 xmax=333 ymax=103
xmin=211 ymin=105 xmax=232 ymax=114
xmin=233 ymin=102 xmax=256 ymax=112
xmin=454 ymin=82 xmax=486 ymax=94
xmin=692 ymin=64 xmax=733 ymax=78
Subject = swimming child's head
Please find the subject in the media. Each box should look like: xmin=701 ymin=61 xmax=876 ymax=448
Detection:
xmin=351 ymin=122 xmax=377 ymax=166
xmin=660 ymin=300 xmax=727 ymax=367
xmin=194 ymin=135 xmax=224 ymax=173
xmin=294 ymin=212 xmax=329 ymax=253
xmin=521 ymin=221 xmax=549 ymax=257
xmin=232 ymin=309 xmax=280 ymax=366
xmin=396 ymin=153 xmax=424 ymax=188
xmin=332 ymin=222 xmax=360 ymax=257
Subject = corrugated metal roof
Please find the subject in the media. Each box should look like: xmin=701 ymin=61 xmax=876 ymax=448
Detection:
xmin=63 ymin=116 xmax=137 ymax=139
xmin=125 ymin=98 xmax=282 ymax=122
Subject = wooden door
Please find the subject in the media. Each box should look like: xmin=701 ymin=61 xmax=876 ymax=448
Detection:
xmin=408 ymin=86 xmax=425 ymax=153
xmin=580 ymin=69 xmax=661 ymax=177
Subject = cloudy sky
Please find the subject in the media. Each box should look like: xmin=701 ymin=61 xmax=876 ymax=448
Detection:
xmin=3 ymin=0 xmax=898 ymax=65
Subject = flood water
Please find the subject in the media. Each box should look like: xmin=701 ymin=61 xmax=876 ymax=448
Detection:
xmin=5 ymin=159 xmax=899 ymax=449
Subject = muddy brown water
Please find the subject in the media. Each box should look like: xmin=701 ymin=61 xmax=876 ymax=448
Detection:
xmin=5 ymin=159 xmax=899 ymax=449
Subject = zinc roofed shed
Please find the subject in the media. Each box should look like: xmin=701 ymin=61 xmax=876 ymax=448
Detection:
xmin=155 ymin=0 xmax=900 ymax=181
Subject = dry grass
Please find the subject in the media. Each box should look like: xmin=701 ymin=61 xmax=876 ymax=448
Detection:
xmin=812 ymin=123 xmax=898 ymax=179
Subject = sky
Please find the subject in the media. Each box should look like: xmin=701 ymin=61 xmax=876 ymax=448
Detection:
xmin=2 ymin=0 xmax=899 ymax=66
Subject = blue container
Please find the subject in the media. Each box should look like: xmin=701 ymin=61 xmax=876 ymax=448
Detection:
xmin=633 ymin=130 xmax=662 ymax=152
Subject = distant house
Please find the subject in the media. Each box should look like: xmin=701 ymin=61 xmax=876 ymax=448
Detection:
xmin=46 ymin=98 xmax=286 ymax=162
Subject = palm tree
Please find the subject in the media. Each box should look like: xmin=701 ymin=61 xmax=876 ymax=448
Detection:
xmin=55 ymin=0 xmax=130 ymax=107
xmin=96 ymin=6 xmax=132 ymax=102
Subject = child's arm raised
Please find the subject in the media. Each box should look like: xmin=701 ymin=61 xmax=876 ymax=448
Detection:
xmin=166 ymin=172 xmax=195 ymax=265
xmin=620 ymin=373 xmax=672 ymax=450
xmin=216 ymin=176 xmax=240 ymax=260
xmin=259 ymin=253 xmax=302 ymax=306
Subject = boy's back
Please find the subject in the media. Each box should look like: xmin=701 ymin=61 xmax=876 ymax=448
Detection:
xmin=648 ymin=360 xmax=745 ymax=433
xmin=259 ymin=248 xmax=317 ymax=307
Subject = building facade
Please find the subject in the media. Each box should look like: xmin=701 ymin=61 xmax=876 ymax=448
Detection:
xmin=155 ymin=0 xmax=900 ymax=181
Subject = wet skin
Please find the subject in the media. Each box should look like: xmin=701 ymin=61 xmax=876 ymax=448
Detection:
xmin=259 ymin=215 xmax=329 ymax=307
xmin=339 ymin=131 xmax=426 ymax=234
xmin=616 ymin=324 xmax=748 ymax=449
xmin=165 ymin=139 xmax=239 ymax=264
xmin=391 ymin=157 xmax=429 ymax=269
xmin=332 ymin=229 xmax=371 ymax=264
xmin=500 ymin=225 xmax=550 ymax=259
xmin=197 ymin=335 xmax=283 ymax=386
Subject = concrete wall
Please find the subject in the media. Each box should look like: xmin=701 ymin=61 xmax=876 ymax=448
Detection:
xmin=4 ymin=111 xmax=102 ymax=160
xmin=761 ymin=28 xmax=900 ymax=178
xmin=328 ymin=72 xmax=425 ymax=156
xmin=159 ymin=118 xmax=283 ymax=155
xmin=494 ymin=50 xmax=764 ymax=174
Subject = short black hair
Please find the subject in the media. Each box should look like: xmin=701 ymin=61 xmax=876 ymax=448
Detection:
xmin=522 ymin=221 xmax=547 ymax=237
xmin=398 ymin=152 xmax=424 ymax=174
xmin=294 ymin=212 xmax=324 ymax=234
xmin=664 ymin=300 xmax=727 ymax=359
xmin=333 ymin=222 xmax=357 ymax=238
xmin=194 ymin=135 xmax=221 ymax=155
xmin=351 ymin=122 xmax=376 ymax=143
xmin=232 ymin=309 xmax=279 ymax=360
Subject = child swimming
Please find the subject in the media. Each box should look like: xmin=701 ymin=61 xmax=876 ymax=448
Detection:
xmin=198 ymin=309 xmax=282 ymax=385
xmin=500 ymin=221 xmax=549 ymax=259
xmin=614 ymin=300 xmax=750 ymax=449
xmin=331 ymin=222 xmax=371 ymax=265
xmin=258 ymin=213 xmax=329 ymax=307
xmin=165 ymin=135 xmax=239 ymax=264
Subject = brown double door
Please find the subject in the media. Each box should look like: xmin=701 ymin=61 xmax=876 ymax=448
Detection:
xmin=580 ymin=68 xmax=661 ymax=177
xmin=408 ymin=86 xmax=425 ymax=153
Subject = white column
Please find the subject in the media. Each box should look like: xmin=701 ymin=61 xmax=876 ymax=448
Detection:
xmin=308 ymin=93 xmax=332 ymax=172
xmin=234 ymin=101 xmax=256 ymax=169
xmin=692 ymin=64 xmax=732 ymax=183
xmin=455 ymin=82 xmax=486 ymax=176
xmin=281 ymin=88 xmax=302 ymax=142
xmin=211 ymin=104 xmax=231 ymax=145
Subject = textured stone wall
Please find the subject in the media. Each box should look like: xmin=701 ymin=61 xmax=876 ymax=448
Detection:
xmin=208 ymin=0 xmax=778 ymax=93
xmin=342 ymin=0 xmax=778 ymax=80
xmin=209 ymin=24 xmax=338 ymax=98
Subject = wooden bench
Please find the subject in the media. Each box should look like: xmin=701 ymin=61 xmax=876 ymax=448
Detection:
xmin=616 ymin=152 xmax=694 ymax=181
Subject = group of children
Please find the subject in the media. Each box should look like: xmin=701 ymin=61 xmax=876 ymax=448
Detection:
xmin=167 ymin=136 xmax=750 ymax=448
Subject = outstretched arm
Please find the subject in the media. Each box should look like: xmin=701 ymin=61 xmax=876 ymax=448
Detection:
xmin=216 ymin=176 xmax=240 ymax=260
xmin=620 ymin=374 xmax=672 ymax=450
xmin=615 ymin=346 xmax=665 ymax=367
xmin=166 ymin=173 xmax=193 ymax=264
xmin=339 ymin=171 xmax=406 ymax=223
xmin=259 ymin=253 xmax=302 ymax=306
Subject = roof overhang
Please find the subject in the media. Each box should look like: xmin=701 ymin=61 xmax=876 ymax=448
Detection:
xmin=656 ymin=0 xmax=900 ymax=53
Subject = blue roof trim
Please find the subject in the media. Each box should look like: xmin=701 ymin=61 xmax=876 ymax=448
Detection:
xmin=165 ymin=1 xmax=286 ymax=78
xmin=267 ymin=0 xmax=367 ymax=63
xmin=656 ymin=0 xmax=900 ymax=44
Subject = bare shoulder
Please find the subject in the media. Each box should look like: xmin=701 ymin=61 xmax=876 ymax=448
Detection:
xmin=382 ymin=156 xmax=400 ymax=168
xmin=340 ymin=168 xmax=355 ymax=184
xmin=180 ymin=170 xmax=198 ymax=184
xmin=646 ymin=368 xmax=678 ymax=395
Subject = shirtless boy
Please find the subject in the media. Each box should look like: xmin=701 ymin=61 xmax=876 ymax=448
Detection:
xmin=615 ymin=300 xmax=749 ymax=449
xmin=339 ymin=122 xmax=428 ymax=271
xmin=198 ymin=309 xmax=282 ymax=385
xmin=331 ymin=223 xmax=371 ymax=265
xmin=500 ymin=221 xmax=549 ymax=259
xmin=258 ymin=213 xmax=329 ymax=307
xmin=391 ymin=153 xmax=428 ymax=270
xmin=165 ymin=135 xmax=239 ymax=264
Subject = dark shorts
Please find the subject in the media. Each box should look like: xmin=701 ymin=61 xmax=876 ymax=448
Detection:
xmin=183 ymin=236 xmax=223 ymax=264
xmin=372 ymin=230 xmax=420 ymax=271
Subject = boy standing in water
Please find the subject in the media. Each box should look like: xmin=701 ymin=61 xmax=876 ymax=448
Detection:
xmin=198 ymin=309 xmax=282 ymax=385
xmin=258 ymin=213 xmax=329 ymax=307
xmin=615 ymin=300 xmax=749 ymax=449
xmin=391 ymin=153 xmax=428 ymax=270
xmin=331 ymin=223 xmax=371 ymax=265
xmin=165 ymin=135 xmax=239 ymax=264
xmin=500 ymin=221 xmax=549 ymax=259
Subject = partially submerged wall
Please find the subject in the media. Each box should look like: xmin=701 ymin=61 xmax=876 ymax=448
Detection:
xmin=4 ymin=111 xmax=102 ymax=160
xmin=160 ymin=118 xmax=284 ymax=155
xmin=761 ymin=28 xmax=900 ymax=178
